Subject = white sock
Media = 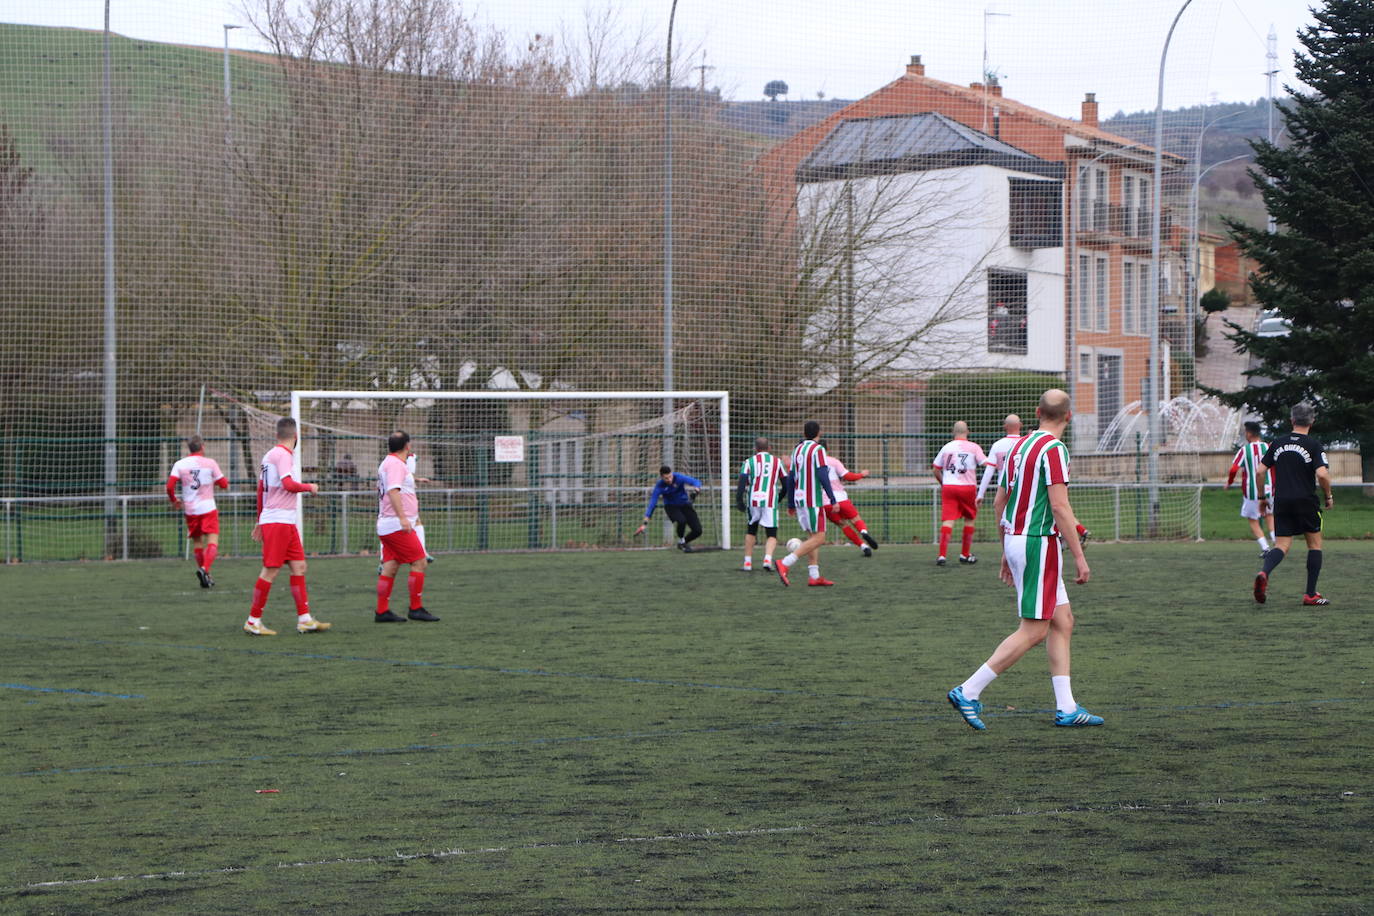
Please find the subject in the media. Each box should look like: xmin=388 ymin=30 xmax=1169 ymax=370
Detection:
xmin=962 ymin=664 xmax=997 ymax=700
xmin=764 ymin=553 xmax=773 ymax=563
xmin=781 ymin=553 xmax=797 ymax=568
xmin=742 ymin=556 xmax=752 ymax=568
xmin=1257 ymin=536 xmax=1269 ymax=551
xmin=807 ymin=564 xmax=820 ymax=579
xmin=298 ymin=613 xmax=313 ymax=624
xmin=1052 ymin=675 xmax=1076 ymax=713
xmin=415 ymin=523 xmax=427 ymax=553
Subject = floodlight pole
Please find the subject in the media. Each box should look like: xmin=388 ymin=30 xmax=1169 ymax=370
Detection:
xmin=223 ymin=24 xmax=241 ymax=152
xmin=1149 ymin=0 xmax=1193 ymax=533
xmin=662 ymin=0 xmax=679 ymax=470
xmin=102 ymin=1 xmax=118 ymax=526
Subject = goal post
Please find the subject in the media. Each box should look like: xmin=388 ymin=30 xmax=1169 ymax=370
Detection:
xmin=289 ymin=390 xmax=732 ymax=551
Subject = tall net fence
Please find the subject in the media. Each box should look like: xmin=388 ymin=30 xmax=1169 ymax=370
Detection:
xmin=1 ymin=0 xmax=1295 ymax=560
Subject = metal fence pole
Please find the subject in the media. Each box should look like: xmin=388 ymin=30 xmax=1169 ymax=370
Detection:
xmin=121 ymin=496 xmax=129 ymax=560
xmin=341 ymin=492 xmax=349 ymax=554
xmin=3 ymin=498 xmax=11 ymax=563
xmin=1114 ymin=485 xmax=1122 ymax=542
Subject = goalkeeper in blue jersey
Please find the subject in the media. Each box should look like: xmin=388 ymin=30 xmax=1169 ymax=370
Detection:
xmin=634 ymin=465 xmax=704 ymax=551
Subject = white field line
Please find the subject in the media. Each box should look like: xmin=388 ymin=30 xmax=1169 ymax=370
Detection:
xmin=6 ymin=794 xmax=1336 ymax=892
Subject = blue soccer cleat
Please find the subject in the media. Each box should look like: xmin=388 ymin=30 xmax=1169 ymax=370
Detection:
xmin=1054 ymin=705 xmax=1104 ymax=727
xmin=947 ymin=686 xmax=986 ymax=730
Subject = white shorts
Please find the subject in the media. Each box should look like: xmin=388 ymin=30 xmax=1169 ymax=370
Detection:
xmin=748 ymin=504 xmax=778 ymax=529
xmin=795 ymin=505 xmax=825 ymax=534
xmin=1239 ymin=497 xmax=1268 ymax=520
xmin=1003 ymin=533 xmax=1069 ymax=620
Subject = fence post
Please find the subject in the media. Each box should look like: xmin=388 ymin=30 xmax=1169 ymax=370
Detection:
xmin=121 ymin=496 xmax=129 ymax=560
xmin=3 ymin=498 xmax=10 ymax=564
xmin=340 ymin=492 xmax=349 ymax=554
xmin=1195 ymin=484 xmax=1203 ymax=541
xmin=931 ymin=483 xmax=938 ymax=544
xmin=551 ymin=498 xmax=558 ymax=549
xmin=1114 ymin=486 xmax=1121 ymax=542
xmin=881 ymin=435 xmax=890 ymax=542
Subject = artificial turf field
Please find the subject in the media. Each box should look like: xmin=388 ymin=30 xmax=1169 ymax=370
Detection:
xmin=1 ymin=542 xmax=1370 ymax=914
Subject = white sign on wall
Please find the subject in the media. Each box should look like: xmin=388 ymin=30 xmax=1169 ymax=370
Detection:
xmin=494 ymin=435 xmax=525 ymax=463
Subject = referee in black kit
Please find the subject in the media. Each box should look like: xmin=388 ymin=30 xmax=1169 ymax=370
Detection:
xmin=1253 ymin=402 xmax=1335 ymax=606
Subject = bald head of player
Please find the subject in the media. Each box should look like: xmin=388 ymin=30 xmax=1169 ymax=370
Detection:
xmin=952 ymin=421 xmax=969 ymax=439
xmin=1003 ymin=414 xmax=1022 ymax=435
xmin=755 ymin=436 xmax=769 ymax=452
xmin=1037 ymin=389 xmax=1072 ymax=423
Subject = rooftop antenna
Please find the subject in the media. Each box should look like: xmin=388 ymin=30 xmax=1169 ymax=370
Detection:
xmin=1265 ymin=24 xmax=1278 ymax=233
xmin=983 ymin=5 xmax=1011 ymax=132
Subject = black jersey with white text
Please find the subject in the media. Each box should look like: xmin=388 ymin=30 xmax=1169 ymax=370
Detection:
xmin=1261 ymin=432 xmax=1328 ymax=500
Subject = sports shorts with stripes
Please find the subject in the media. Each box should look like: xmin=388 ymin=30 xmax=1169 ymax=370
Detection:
xmin=747 ymin=504 xmax=778 ymax=529
xmin=1003 ymin=533 xmax=1068 ymax=620
xmin=795 ymin=505 xmax=826 ymax=534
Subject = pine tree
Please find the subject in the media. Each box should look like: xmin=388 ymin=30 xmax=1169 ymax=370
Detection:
xmin=1213 ymin=0 xmax=1374 ymax=481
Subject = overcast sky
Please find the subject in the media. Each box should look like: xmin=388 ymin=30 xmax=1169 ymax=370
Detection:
xmin=3 ymin=0 xmax=1320 ymax=117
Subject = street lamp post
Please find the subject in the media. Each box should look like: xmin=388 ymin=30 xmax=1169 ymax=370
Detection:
xmin=1189 ymin=152 xmax=1250 ymax=321
xmin=223 ymin=24 xmax=241 ymax=152
xmin=1149 ymin=0 xmax=1195 ymax=532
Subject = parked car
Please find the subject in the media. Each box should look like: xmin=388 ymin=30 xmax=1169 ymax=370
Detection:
xmin=1255 ymin=316 xmax=1291 ymax=337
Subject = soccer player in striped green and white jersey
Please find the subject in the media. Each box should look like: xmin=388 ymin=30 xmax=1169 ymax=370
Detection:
xmin=947 ymin=389 xmax=1102 ymax=729
xmin=775 ymin=420 xmax=837 ymax=587
xmin=1226 ymin=421 xmax=1276 ymax=555
xmin=736 ymin=437 xmax=784 ymax=571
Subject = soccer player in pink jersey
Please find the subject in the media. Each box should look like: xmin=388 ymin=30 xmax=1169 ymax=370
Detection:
xmin=817 ymin=440 xmax=879 ymax=557
xmin=166 ymin=435 xmax=228 ymax=588
xmin=975 ymin=414 xmax=1022 ymax=509
xmin=375 ymin=431 xmax=439 ymax=623
xmin=947 ymin=389 xmax=1101 ymax=730
xmin=1226 ymin=420 xmax=1276 ymax=555
xmin=243 ymin=417 xmax=331 ymax=636
xmin=932 ymin=421 xmax=989 ymax=566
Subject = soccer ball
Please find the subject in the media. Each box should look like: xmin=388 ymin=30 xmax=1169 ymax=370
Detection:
xmin=785 ymin=537 xmax=803 ymax=553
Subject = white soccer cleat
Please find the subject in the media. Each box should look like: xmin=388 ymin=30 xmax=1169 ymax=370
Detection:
xmin=243 ymin=619 xmax=277 ymax=636
xmin=296 ymin=618 xmax=333 ymax=634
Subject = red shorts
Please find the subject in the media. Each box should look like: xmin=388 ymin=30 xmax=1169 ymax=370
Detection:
xmin=824 ymin=499 xmax=860 ymax=523
xmin=941 ymin=485 xmax=978 ymax=522
xmin=186 ymin=510 xmax=219 ymax=538
xmin=259 ymin=522 xmax=305 ymax=567
xmin=379 ymin=529 xmax=426 ymax=565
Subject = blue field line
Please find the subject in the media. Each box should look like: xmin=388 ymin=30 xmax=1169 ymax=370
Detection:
xmin=1 ymin=683 xmax=143 ymax=699
xmin=14 ymin=696 xmax=1370 ymax=778
xmin=3 ymin=633 xmax=921 ymax=705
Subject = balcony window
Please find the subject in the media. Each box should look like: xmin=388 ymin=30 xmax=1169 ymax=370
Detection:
xmin=988 ymin=269 xmax=1028 ymax=354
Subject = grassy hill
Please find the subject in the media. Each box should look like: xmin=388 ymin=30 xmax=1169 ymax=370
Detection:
xmin=0 ymin=22 xmax=280 ymax=176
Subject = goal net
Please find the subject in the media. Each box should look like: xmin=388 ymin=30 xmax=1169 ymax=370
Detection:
xmin=267 ymin=391 xmax=731 ymax=555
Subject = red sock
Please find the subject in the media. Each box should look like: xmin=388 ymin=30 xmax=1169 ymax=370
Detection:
xmin=408 ymin=571 xmax=425 ymax=610
xmin=841 ymin=525 xmax=863 ymax=547
xmin=938 ymin=527 xmax=951 ymax=558
xmin=962 ymin=525 xmax=975 ymax=556
xmin=376 ymin=575 xmax=395 ymax=614
xmin=249 ymin=577 xmax=272 ymax=618
xmin=203 ymin=543 xmax=218 ymax=571
xmin=289 ymin=575 xmax=309 ymax=617
xmin=194 ymin=547 xmax=205 ymax=568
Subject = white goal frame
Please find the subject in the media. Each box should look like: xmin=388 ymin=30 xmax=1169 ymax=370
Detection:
xmin=290 ymin=389 xmax=733 ymax=549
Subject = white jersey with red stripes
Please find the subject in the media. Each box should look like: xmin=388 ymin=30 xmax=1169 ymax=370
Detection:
xmin=823 ymin=455 xmax=852 ymax=504
xmin=169 ymin=455 xmax=224 ymax=516
xmin=986 ymin=434 xmax=1022 ymax=472
xmin=1001 ymin=430 xmax=1070 ymax=537
xmin=933 ymin=439 xmax=988 ymax=487
xmin=257 ymin=444 xmax=299 ymax=525
xmin=377 ymin=453 xmax=419 ymax=535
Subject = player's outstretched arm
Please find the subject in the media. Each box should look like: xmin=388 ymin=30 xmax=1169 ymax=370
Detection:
xmin=1047 ymin=483 xmax=1089 ymax=584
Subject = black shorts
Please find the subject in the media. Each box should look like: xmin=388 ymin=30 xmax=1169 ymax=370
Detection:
xmin=1272 ymin=496 xmax=1322 ymax=537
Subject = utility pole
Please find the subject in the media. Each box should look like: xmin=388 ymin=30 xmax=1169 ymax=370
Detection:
xmin=1265 ymin=24 xmax=1278 ymax=234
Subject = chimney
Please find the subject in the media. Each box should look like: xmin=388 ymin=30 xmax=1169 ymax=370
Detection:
xmin=1081 ymin=92 xmax=1099 ymax=128
xmin=906 ymin=54 xmax=925 ymax=77
xmin=969 ymin=82 xmax=984 ymax=91
xmin=988 ymin=75 xmax=1003 ymax=97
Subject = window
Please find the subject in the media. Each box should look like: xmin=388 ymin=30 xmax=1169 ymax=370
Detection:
xmin=1122 ymin=258 xmax=1136 ymax=334
xmin=1094 ymin=254 xmax=1109 ymax=332
xmin=1008 ymin=178 xmax=1063 ymax=248
xmin=987 ymin=269 xmax=1028 ymax=354
xmin=1121 ymin=171 xmax=1151 ymax=236
xmin=1138 ymin=261 xmax=1153 ymax=330
xmin=1076 ymin=252 xmax=1092 ymax=331
xmin=1096 ymin=353 xmax=1124 ymax=448
xmin=1076 ymin=163 xmax=1108 ymax=231
xmin=1078 ymin=348 xmax=1095 ymax=381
